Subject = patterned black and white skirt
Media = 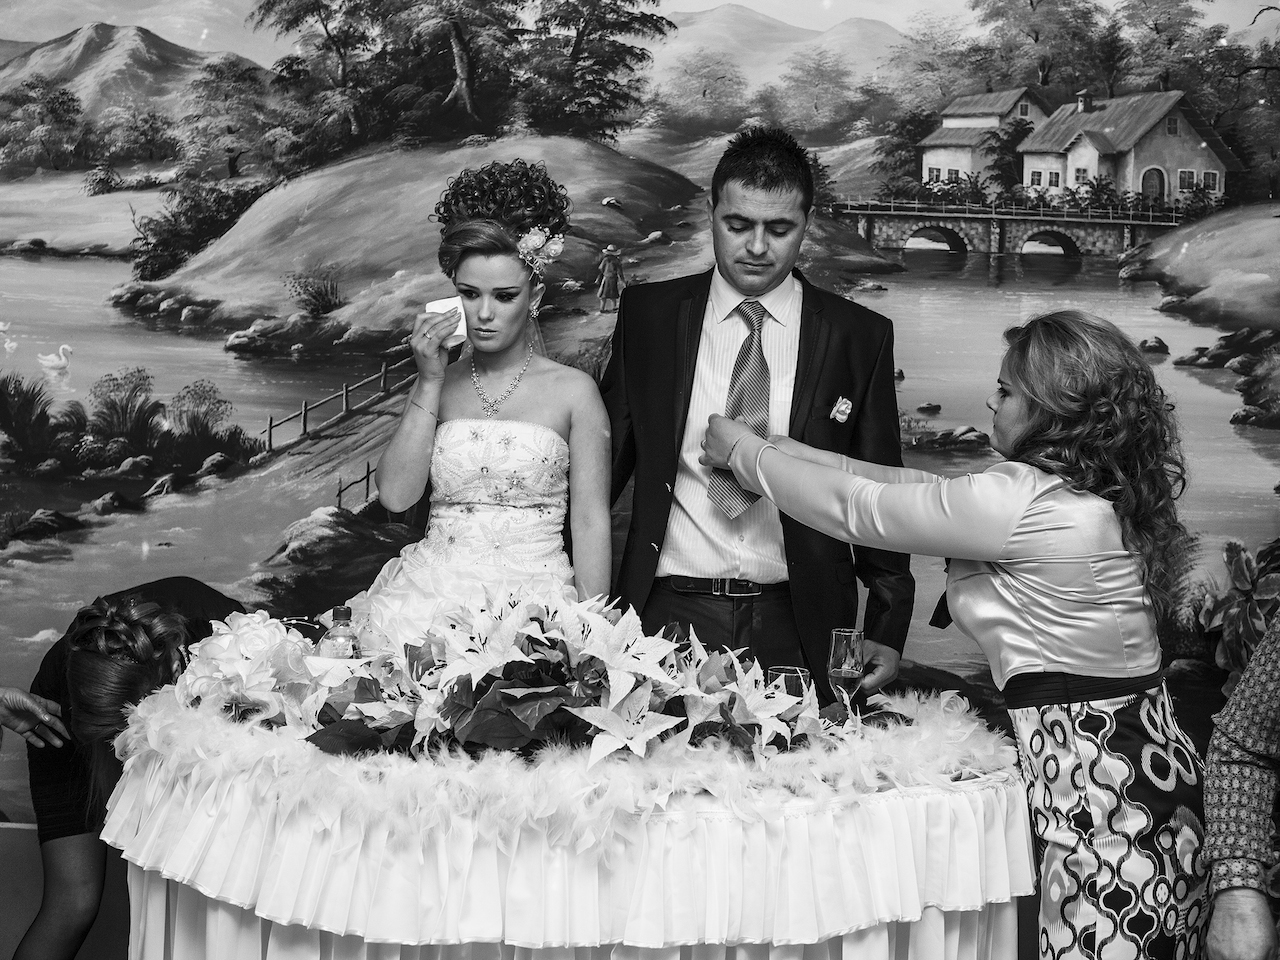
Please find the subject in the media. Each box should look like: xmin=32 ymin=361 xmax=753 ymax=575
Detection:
xmin=1007 ymin=682 xmax=1209 ymax=959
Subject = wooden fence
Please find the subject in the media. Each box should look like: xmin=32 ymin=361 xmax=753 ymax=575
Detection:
xmin=261 ymin=357 xmax=418 ymax=451
xmin=336 ymin=461 xmax=375 ymax=509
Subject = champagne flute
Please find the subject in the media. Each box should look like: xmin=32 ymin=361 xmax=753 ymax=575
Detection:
xmin=828 ymin=628 xmax=866 ymax=716
xmin=767 ymin=665 xmax=811 ymax=698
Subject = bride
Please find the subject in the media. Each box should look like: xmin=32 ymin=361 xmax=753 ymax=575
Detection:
xmin=355 ymin=160 xmax=611 ymax=644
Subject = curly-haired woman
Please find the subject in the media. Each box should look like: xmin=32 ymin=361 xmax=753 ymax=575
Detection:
xmin=702 ymin=310 xmax=1207 ymax=959
xmin=15 ymin=577 xmax=243 ymax=960
xmin=356 ymin=160 xmax=610 ymax=640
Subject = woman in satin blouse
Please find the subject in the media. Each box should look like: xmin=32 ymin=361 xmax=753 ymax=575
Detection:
xmin=703 ymin=310 xmax=1207 ymax=960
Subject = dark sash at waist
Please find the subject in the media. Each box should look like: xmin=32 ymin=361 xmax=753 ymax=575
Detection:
xmin=1002 ymin=669 xmax=1165 ymax=709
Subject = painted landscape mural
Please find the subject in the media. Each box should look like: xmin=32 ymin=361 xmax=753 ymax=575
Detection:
xmin=1 ymin=0 xmax=1279 ymax=905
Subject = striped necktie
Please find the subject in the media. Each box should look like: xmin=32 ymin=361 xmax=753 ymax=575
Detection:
xmin=708 ymin=299 xmax=770 ymax=518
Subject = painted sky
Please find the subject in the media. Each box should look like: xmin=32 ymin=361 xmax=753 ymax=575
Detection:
xmin=1 ymin=0 xmax=1276 ymax=64
xmin=657 ymin=0 xmax=1280 ymax=34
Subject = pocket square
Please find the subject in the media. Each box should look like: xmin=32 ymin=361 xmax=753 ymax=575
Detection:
xmin=829 ymin=397 xmax=852 ymax=422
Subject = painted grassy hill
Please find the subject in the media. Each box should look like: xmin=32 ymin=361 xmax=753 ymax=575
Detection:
xmin=616 ymin=129 xmax=885 ymax=202
xmin=114 ymin=134 xmax=894 ymax=354
xmin=1119 ymin=202 xmax=1280 ymax=328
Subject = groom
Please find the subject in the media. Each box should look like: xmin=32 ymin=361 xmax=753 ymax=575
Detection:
xmin=601 ymin=126 xmax=914 ymax=701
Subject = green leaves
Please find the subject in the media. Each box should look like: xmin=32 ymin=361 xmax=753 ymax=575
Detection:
xmin=1202 ymin=538 xmax=1280 ymax=678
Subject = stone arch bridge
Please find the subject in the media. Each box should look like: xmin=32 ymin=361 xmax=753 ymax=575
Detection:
xmin=836 ymin=201 xmax=1182 ymax=257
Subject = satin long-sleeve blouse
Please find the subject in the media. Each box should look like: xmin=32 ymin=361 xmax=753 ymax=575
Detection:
xmin=729 ymin=437 xmax=1162 ymax=689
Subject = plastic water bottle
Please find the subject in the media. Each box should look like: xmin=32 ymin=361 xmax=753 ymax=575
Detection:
xmin=316 ymin=605 xmax=357 ymax=658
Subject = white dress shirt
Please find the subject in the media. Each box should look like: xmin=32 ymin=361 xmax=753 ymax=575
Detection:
xmin=656 ymin=269 xmax=802 ymax=582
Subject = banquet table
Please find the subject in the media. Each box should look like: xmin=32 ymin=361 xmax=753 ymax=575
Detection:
xmin=102 ymin=692 xmax=1037 ymax=960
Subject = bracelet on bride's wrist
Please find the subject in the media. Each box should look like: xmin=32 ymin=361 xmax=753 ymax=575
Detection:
xmin=409 ymin=398 xmax=438 ymax=421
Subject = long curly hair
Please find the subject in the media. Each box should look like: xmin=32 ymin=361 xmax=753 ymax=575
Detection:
xmin=1002 ymin=310 xmax=1189 ymax=625
xmin=433 ymin=159 xmax=571 ymax=277
xmin=65 ymin=595 xmax=191 ymax=799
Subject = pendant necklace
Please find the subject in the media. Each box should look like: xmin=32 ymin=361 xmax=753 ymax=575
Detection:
xmin=471 ymin=342 xmax=534 ymax=418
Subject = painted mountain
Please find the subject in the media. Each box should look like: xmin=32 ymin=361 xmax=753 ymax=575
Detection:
xmin=648 ymin=4 xmax=906 ymax=90
xmin=0 ymin=0 xmax=293 ymax=72
xmin=0 ymin=39 xmax=39 ymax=66
xmin=0 ymin=22 xmax=261 ymax=118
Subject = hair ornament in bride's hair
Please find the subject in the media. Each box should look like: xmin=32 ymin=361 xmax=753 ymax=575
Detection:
xmin=434 ymin=159 xmax=572 ymax=279
xmin=516 ymin=227 xmax=565 ymax=277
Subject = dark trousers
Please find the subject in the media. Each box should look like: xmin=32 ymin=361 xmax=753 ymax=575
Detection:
xmin=641 ymin=579 xmax=806 ymax=674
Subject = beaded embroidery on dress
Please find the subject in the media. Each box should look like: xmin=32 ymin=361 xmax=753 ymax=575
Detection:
xmin=351 ymin=419 xmax=575 ymax=647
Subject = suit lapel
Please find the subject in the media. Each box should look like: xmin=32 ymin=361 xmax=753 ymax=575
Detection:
xmin=672 ymin=273 xmax=712 ymax=453
xmin=789 ymin=278 xmax=830 ymax=437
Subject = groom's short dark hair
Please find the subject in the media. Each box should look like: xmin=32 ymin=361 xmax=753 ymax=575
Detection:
xmin=711 ymin=126 xmax=814 ymax=213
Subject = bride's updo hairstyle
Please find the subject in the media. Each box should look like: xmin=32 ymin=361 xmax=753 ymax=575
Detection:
xmin=434 ymin=159 xmax=571 ymax=279
xmin=1001 ymin=309 xmax=1189 ymax=622
xmin=65 ymin=596 xmax=191 ymax=793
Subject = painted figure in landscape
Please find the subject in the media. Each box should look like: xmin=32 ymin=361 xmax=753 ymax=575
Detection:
xmin=595 ymin=243 xmax=625 ymax=312
xmin=3 ymin=0 xmax=1280 ymax=956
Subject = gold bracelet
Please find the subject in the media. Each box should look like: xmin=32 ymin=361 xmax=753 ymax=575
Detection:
xmin=410 ymin=398 xmax=437 ymax=421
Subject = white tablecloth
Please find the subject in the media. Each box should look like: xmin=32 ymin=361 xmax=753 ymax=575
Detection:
xmin=104 ymin=694 xmax=1036 ymax=960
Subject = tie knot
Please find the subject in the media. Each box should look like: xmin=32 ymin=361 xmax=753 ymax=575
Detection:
xmin=736 ymin=300 xmax=766 ymax=332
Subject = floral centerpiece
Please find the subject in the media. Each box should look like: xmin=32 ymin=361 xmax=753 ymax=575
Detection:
xmin=175 ymin=588 xmax=828 ymax=765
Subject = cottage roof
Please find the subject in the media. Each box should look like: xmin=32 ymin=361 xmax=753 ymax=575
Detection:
xmin=1076 ymin=130 xmax=1119 ymax=155
xmin=1018 ymin=92 xmax=1244 ymax=170
xmin=919 ymin=126 xmax=992 ymax=148
xmin=940 ymin=87 xmax=1047 ymax=118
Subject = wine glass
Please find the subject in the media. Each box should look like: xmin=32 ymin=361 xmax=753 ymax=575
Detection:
xmin=767 ymin=665 xmax=811 ymax=698
xmin=828 ymin=628 xmax=866 ymax=716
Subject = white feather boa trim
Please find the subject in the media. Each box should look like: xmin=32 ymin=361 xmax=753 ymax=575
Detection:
xmin=115 ymin=687 xmax=1021 ymax=849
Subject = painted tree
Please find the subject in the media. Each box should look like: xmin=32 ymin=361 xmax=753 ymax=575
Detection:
xmin=1088 ymin=16 xmax=1133 ymax=97
xmin=0 ymin=76 xmax=92 ymax=170
xmin=184 ymin=56 xmax=277 ymax=178
xmin=100 ymin=103 xmax=181 ymax=162
xmin=778 ymin=49 xmax=859 ymax=140
xmin=979 ymin=116 xmax=1034 ymax=193
xmin=1118 ymin=0 xmax=1205 ymax=90
xmin=249 ymin=0 xmax=375 ymax=90
xmin=968 ymin=0 xmax=1105 ymax=87
xmin=654 ymin=47 xmax=750 ymax=133
xmin=520 ymin=0 xmax=674 ymax=138
xmin=401 ymin=0 xmax=522 ymax=128
xmin=882 ymin=15 xmax=1014 ymax=109
xmin=870 ymin=108 xmax=940 ymax=180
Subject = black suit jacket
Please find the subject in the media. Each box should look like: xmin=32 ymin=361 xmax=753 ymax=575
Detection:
xmin=600 ymin=268 xmax=915 ymax=680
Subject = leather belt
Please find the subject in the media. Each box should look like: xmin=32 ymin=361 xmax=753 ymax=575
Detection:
xmin=660 ymin=576 xmax=789 ymax=598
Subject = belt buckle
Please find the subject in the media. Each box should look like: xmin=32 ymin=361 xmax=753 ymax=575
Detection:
xmin=715 ymin=578 xmax=761 ymax=598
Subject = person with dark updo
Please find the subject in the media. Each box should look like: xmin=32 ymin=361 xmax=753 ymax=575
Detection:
xmin=14 ymin=577 xmax=243 ymax=960
xmin=702 ymin=310 xmax=1208 ymax=959
xmin=354 ymin=160 xmax=610 ymax=639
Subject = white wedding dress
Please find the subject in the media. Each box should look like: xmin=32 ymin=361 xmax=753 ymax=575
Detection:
xmin=352 ymin=418 xmax=577 ymax=647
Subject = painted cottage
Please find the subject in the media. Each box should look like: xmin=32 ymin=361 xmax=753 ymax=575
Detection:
xmin=1017 ymin=91 xmax=1242 ymax=201
xmin=918 ymin=88 xmax=1050 ymax=184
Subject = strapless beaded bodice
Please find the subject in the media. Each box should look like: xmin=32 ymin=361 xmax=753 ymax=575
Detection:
xmin=413 ymin=419 xmax=572 ymax=577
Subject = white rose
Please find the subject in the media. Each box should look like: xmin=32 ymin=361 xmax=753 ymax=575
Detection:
xmin=543 ymin=238 xmax=564 ymax=258
xmin=518 ymin=227 xmax=547 ymax=254
xmin=175 ymin=655 xmax=228 ymax=703
xmin=224 ymin=610 xmax=292 ymax=659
